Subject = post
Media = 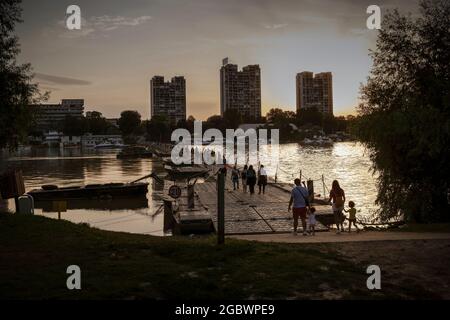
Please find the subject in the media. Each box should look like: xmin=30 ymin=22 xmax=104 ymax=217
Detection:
xmin=307 ymin=180 xmax=314 ymax=204
xmin=217 ymin=169 xmax=225 ymax=245
xmin=322 ymin=174 xmax=326 ymax=199
xmin=187 ymin=184 xmax=195 ymax=209
xmin=299 ymin=169 xmax=302 ymax=182
xmin=163 ymin=199 xmax=174 ymax=232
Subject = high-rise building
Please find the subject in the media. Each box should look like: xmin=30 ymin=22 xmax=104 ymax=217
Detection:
xmin=29 ymin=99 xmax=84 ymax=132
xmin=150 ymin=76 xmax=186 ymax=124
xmin=296 ymin=71 xmax=333 ymax=115
xmin=220 ymin=58 xmax=261 ymax=120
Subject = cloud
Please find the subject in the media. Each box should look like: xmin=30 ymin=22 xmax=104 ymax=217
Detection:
xmin=58 ymin=15 xmax=152 ymax=38
xmin=263 ymin=23 xmax=288 ymax=30
xmin=90 ymin=15 xmax=152 ymax=31
xmin=35 ymin=73 xmax=92 ymax=86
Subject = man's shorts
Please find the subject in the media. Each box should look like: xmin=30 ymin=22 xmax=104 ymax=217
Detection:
xmin=293 ymin=207 xmax=307 ymax=220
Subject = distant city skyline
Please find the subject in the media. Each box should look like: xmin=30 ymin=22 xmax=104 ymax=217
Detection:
xmin=17 ymin=0 xmax=418 ymax=119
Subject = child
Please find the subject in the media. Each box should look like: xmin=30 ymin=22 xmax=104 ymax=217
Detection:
xmin=344 ymin=201 xmax=359 ymax=232
xmin=308 ymin=207 xmax=317 ymax=235
xmin=231 ymin=165 xmax=240 ymax=190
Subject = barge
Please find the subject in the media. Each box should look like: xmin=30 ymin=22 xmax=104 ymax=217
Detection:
xmin=28 ymin=182 xmax=149 ymax=201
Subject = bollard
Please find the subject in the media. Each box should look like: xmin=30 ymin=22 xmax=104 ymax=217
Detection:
xmin=17 ymin=194 xmax=34 ymax=215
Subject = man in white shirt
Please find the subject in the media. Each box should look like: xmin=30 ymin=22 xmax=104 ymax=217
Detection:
xmin=258 ymin=165 xmax=268 ymax=194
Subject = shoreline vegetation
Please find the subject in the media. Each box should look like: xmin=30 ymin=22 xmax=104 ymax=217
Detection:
xmin=1 ymin=212 xmax=450 ymax=299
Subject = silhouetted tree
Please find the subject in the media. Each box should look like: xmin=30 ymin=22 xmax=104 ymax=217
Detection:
xmin=146 ymin=115 xmax=170 ymax=142
xmin=355 ymin=0 xmax=450 ymax=222
xmin=297 ymin=107 xmax=323 ymax=126
xmin=118 ymin=110 xmax=141 ymax=136
xmin=0 ymin=0 xmax=47 ymax=149
xmin=223 ymin=109 xmax=243 ymax=129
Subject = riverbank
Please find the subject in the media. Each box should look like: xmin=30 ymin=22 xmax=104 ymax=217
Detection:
xmin=1 ymin=212 xmax=450 ymax=299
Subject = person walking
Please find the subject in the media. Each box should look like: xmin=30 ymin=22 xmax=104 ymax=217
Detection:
xmin=288 ymin=178 xmax=309 ymax=235
xmin=328 ymin=180 xmax=346 ymax=234
xmin=257 ymin=165 xmax=268 ymax=194
xmin=231 ymin=165 xmax=240 ymax=190
xmin=246 ymin=165 xmax=257 ymax=194
xmin=241 ymin=165 xmax=248 ymax=193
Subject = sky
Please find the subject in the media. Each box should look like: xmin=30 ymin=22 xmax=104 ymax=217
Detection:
xmin=17 ymin=0 xmax=418 ymax=119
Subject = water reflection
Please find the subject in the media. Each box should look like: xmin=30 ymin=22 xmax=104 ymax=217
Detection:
xmin=0 ymin=142 xmax=378 ymax=234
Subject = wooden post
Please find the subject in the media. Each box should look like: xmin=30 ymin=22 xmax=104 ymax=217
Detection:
xmin=187 ymin=184 xmax=195 ymax=209
xmin=307 ymin=180 xmax=314 ymax=203
xmin=163 ymin=199 xmax=174 ymax=232
xmin=322 ymin=175 xmax=326 ymax=199
xmin=299 ymin=169 xmax=302 ymax=182
xmin=217 ymin=169 xmax=225 ymax=245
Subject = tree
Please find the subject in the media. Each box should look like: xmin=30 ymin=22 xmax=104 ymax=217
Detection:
xmin=86 ymin=111 xmax=109 ymax=135
xmin=0 ymin=0 xmax=46 ymax=149
xmin=297 ymin=107 xmax=323 ymax=126
xmin=118 ymin=110 xmax=141 ymax=136
xmin=61 ymin=115 xmax=86 ymax=136
xmin=355 ymin=0 xmax=450 ymax=222
xmin=223 ymin=109 xmax=243 ymax=129
xmin=145 ymin=115 xmax=170 ymax=142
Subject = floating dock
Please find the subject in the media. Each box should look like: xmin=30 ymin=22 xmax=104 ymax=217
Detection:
xmin=164 ymin=171 xmax=332 ymax=235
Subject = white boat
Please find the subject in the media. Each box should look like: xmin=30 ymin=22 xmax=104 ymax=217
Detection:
xmin=94 ymin=142 xmax=125 ymax=149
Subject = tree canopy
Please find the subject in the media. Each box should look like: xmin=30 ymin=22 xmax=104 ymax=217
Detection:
xmin=0 ymin=0 xmax=46 ymax=149
xmin=118 ymin=110 xmax=142 ymax=136
xmin=355 ymin=0 xmax=450 ymax=222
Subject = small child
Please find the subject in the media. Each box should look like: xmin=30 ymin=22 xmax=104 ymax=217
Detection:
xmin=308 ymin=207 xmax=317 ymax=235
xmin=344 ymin=201 xmax=359 ymax=232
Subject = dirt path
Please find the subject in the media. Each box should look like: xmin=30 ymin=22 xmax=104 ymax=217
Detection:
xmin=331 ymin=239 xmax=450 ymax=299
xmin=230 ymin=231 xmax=450 ymax=243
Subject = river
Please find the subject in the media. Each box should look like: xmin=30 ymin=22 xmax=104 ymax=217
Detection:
xmin=0 ymin=142 xmax=378 ymax=235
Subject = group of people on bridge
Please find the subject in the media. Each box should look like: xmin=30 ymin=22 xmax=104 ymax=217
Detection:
xmin=221 ymin=164 xmax=359 ymax=236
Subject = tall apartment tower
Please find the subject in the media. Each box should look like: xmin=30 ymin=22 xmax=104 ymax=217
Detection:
xmin=220 ymin=58 xmax=261 ymax=120
xmin=150 ymin=75 xmax=186 ymax=124
xmin=296 ymin=71 xmax=333 ymax=115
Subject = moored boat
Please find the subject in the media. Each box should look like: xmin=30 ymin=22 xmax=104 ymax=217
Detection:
xmin=28 ymin=182 xmax=148 ymax=201
xmin=117 ymin=146 xmax=153 ymax=159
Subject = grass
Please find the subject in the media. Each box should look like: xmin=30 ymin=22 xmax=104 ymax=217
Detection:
xmin=0 ymin=212 xmax=446 ymax=299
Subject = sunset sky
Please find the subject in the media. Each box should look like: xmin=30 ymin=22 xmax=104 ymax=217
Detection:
xmin=17 ymin=0 xmax=417 ymax=119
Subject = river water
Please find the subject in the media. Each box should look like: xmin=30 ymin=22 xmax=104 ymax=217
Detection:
xmin=0 ymin=142 xmax=378 ymax=235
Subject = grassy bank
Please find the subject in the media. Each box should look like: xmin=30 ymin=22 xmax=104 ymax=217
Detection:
xmin=0 ymin=213 xmax=447 ymax=299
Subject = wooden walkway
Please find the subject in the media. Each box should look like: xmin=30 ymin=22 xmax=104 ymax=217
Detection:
xmin=193 ymin=176 xmax=330 ymax=235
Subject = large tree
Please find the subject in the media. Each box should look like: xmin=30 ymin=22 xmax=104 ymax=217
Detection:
xmin=0 ymin=0 xmax=46 ymax=149
xmin=118 ymin=110 xmax=141 ymax=136
xmin=355 ymin=0 xmax=450 ymax=222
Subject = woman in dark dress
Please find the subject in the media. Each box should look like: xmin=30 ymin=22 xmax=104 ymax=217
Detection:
xmin=246 ymin=165 xmax=257 ymax=194
xmin=328 ymin=180 xmax=346 ymax=234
